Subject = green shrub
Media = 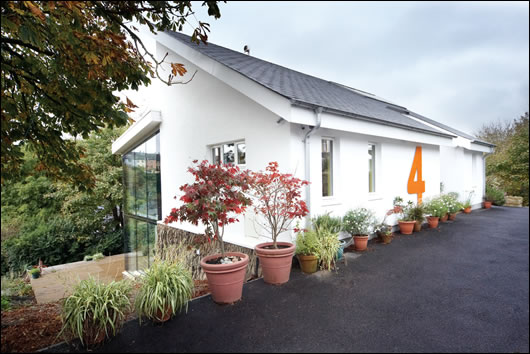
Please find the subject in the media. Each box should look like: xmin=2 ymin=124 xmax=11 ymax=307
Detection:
xmin=317 ymin=229 xmax=341 ymax=271
xmin=1 ymin=276 xmax=32 ymax=297
xmin=1 ymin=295 xmax=11 ymax=311
xmin=407 ymin=203 xmax=426 ymax=222
xmin=295 ymin=230 xmax=320 ymax=257
xmin=342 ymin=208 xmax=376 ymax=236
xmin=311 ymin=213 xmax=342 ymax=234
xmin=486 ymin=185 xmax=506 ymax=205
xmin=135 ymin=260 xmax=193 ymax=323
xmin=60 ymin=278 xmax=132 ymax=346
xmin=92 ymin=253 xmax=105 ymax=261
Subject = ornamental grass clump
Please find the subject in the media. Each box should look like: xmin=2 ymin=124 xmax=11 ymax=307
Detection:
xmin=311 ymin=213 xmax=342 ymax=234
xmin=135 ymin=259 xmax=193 ymax=323
xmin=60 ymin=277 xmax=132 ymax=347
xmin=316 ymin=229 xmax=341 ymax=271
xmin=342 ymin=208 xmax=376 ymax=236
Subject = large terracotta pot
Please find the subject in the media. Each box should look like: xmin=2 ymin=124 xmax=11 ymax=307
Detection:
xmin=440 ymin=213 xmax=449 ymax=222
xmin=200 ymin=252 xmax=249 ymax=304
xmin=463 ymin=207 xmax=472 ymax=214
xmin=353 ymin=235 xmax=369 ymax=251
xmin=297 ymin=254 xmax=318 ymax=274
xmin=448 ymin=213 xmax=457 ymax=221
xmin=484 ymin=201 xmax=492 ymax=209
xmin=427 ymin=216 xmax=439 ymax=228
xmin=414 ymin=221 xmax=422 ymax=232
xmin=398 ymin=221 xmax=416 ymax=235
xmin=255 ymin=242 xmax=295 ymax=285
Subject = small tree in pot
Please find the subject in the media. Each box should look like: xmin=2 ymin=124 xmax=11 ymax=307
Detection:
xmin=342 ymin=208 xmax=376 ymax=251
xmin=251 ymin=162 xmax=309 ymax=285
xmin=392 ymin=197 xmax=417 ymax=234
xmin=164 ymin=160 xmax=253 ymax=304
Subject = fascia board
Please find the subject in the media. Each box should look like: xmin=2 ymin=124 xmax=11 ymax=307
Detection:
xmin=112 ymin=111 xmax=161 ymax=154
xmin=468 ymin=142 xmax=495 ymax=153
xmin=153 ymin=32 xmax=292 ymax=121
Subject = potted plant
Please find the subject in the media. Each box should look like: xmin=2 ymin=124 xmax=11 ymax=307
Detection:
xmin=295 ymin=229 xmax=320 ymax=274
xmin=446 ymin=193 xmax=462 ymax=221
xmin=424 ymin=197 xmax=447 ymax=228
xmin=60 ymin=277 xmax=132 ymax=348
xmin=408 ymin=202 xmax=425 ymax=232
xmin=316 ymin=228 xmax=341 ymax=270
xmin=392 ymin=197 xmax=416 ymax=234
xmin=250 ymin=162 xmax=309 ymax=285
xmin=28 ymin=268 xmax=40 ymax=279
xmin=135 ymin=259 xmax=193 ymax=323
xmin=462 ymin=191 xmax=474 ymax=214
xmin=342 ymin=208 xmax=376 ymax=251
xmin=485 ymin=184 xmax=506 ymax=208
xmin=165 ymin=160 xmax=252 ymax=304
xmin=376 ymin=223 xmax=393 ymax=244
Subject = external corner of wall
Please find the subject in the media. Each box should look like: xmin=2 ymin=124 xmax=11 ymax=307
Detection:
xmin=112 ymin=110 xmax=162 ymax=155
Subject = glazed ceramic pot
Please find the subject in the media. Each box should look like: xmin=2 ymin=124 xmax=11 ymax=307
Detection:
xmin=201 ymin=252 xmax=249 ymax=304
xmin=426 ymin=216 xmax=439 ymax=228
xmin=255 ymin=242 xmax=296 ymax=285
xmin=353 ymin=235 xmax=369 ymax=251
xmin=398 ymin=221 xmax=416 ymax=235
xmin=297 ymin=254 xmax=318 ymax=274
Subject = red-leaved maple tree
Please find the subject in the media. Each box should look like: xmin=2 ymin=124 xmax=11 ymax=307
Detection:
xmin=164 ymin=160 xmax=253 ymax=258
xmin=251 ymin=162 xmax=309 ymax=249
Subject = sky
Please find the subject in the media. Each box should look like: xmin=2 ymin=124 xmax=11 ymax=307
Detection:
xmin=185 ymin=1 xmax=529 ymax=136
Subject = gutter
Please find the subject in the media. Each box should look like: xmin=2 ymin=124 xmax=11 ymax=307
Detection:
xmin=302 ymin=106 xmax=323 ymax=222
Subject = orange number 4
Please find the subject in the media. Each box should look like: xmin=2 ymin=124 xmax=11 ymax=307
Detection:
xmin=408 ymin=146 xmax=426 ymax=204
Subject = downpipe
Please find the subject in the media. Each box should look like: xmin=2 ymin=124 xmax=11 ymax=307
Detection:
xmin=302 ymin=107 xmax=323 ymax=225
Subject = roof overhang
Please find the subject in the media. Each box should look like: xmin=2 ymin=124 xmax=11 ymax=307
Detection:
xmin=112 ymin=110 xmax=161 ymax=155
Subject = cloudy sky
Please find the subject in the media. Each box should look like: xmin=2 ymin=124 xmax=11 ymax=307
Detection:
xmin=186 ymin=1 xmax=529 ymax=136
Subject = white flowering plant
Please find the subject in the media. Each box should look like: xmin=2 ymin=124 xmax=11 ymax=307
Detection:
xmin=342 ymin=208 xmax=376 ymax=236
xmin=424 ymin=197 xmax=448 ymax=218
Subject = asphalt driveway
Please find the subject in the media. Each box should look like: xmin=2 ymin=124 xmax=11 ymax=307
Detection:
xmin=56 ymin=206 xmax=529 ymax=353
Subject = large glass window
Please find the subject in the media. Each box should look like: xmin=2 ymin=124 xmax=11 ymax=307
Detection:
xmin=123 ymin=132 xmax=160 ymax=272
xmin=322 ymin=139 xmax=333 ymax=197
xmin=368 ymin=144 xmax=376 ymax=193
xmin=211 ymin=141 xmax=246 ymax=166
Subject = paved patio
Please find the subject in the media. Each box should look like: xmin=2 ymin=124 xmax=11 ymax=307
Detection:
xmin=51 ymin=207 xmax=529 ymax=353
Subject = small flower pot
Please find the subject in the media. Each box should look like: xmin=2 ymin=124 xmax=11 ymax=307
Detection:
xmin=427 ymin=216 xmax=439 ymax=228
xmin=398 ymin=221 xmax=416 ymax=235
xmin=297 ymin=254 xmax=318 ymax=274
xmin=200 ymin=252 xmax=249 ymax=304
xmin=255 ymin=242 xmax=296 ymax=285
xmin=484 ymin=201 xmax=492 ymax=209
xmin=381 ymin=234 xmax=393 ymax=244
xmin=353 ymin=235 xmax=369 ymax=251
xmin=448 ymin=213 xmax=457 ymax=221
xmin=463 ymin=207 xmax=472 ymax=214
xmin=414 ymin=221 xmax=422 ymax=232
xmin=440 ymin=213 xmax=449 ymax=222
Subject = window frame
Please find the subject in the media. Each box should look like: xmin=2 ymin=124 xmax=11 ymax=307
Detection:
xmin=210 ymin=140 xmax=246 ymax=167
xmin=321 ymin=137 xmax=334 ymax=198
xmin=368 ymin=143 xmax=376 ymax=193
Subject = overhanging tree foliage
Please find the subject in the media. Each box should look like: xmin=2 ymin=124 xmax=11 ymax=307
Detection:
xmin=1 ymin=1 xmax=222 ymax=189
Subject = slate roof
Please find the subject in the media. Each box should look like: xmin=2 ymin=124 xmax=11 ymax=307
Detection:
xmin=166 ymin=31 xmax=492 ymax=145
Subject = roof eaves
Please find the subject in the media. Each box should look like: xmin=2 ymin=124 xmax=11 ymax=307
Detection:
xmin=291 ymin=100 xmax=456 ymax=139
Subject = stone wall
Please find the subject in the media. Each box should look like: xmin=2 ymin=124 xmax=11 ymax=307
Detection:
xmin=156 ymin=223 xmax=260 ymax=281
xmin=505 ymin=196 xmax=524 ymax=207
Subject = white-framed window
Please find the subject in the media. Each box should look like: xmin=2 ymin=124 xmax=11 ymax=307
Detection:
xmin=368 ymin=143 xmax=376 ymax=193
xmin=211 ymin=141 xmax=246 ymax=167
xmin=322 ymin=138 xmax=334 ymax=197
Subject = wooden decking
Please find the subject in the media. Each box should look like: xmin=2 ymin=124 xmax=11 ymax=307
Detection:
xmin=30 ymin=254 xmax=126 ymax=304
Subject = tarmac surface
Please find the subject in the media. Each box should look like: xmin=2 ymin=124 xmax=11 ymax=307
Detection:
xmin=51 ymin=206 xmax=529 ymax=353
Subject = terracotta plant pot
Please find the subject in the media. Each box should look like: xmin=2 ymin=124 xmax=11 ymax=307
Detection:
xmin=353 ymin=235 xmax=369 ymax=251
xmin=297 ymin=254 xmax=318 ymax=274
xmin=414 ymin=221 xmax=422 ymax=232
xmin=463 ymin=207 xmax=472 ymax=214
xmin=427 ymin=216 xmax=439 ymax=228
xmin=381 ymin=234 xmax=393 ymax=244
xmin=448 ymin=213 xmax=457 ymax=221
xmin=200 ymin=252 xmax=249 ymax=304
xmin=440 ymin=213 xmax=449 ymax=222
xmin=255 ymin=242 xmax=296 ymax=285
xmin=484 ymin=201 xmax=492 ymax=209
xmin=154 ymin=306 xmax=173 ymax=323
xmin=398 ymin=221 xmax=416 ymax=235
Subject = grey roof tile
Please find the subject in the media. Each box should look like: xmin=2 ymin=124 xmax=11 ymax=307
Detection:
xmin=165 ymin=31 xmax=491 ymax=144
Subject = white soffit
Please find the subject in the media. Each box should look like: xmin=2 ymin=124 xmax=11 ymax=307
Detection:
xmin=112 ymin=111 xmax=162 ymax=155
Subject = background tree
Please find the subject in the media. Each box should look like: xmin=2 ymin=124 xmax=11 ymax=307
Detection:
xmin=476 ymin=112 xmax=529 ymax=205
xmin=1 ymin=1 xmax=222 ymax=188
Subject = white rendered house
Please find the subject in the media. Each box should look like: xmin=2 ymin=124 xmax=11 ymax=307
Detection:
xmin=112 ymin=31 xmax=494 ymax=272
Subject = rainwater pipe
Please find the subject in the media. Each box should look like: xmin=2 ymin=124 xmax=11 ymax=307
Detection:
xmin=302 ymin=106 xmax=323 ymax=224
xmin=481 ymin=150 xmax=493 ymax=206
